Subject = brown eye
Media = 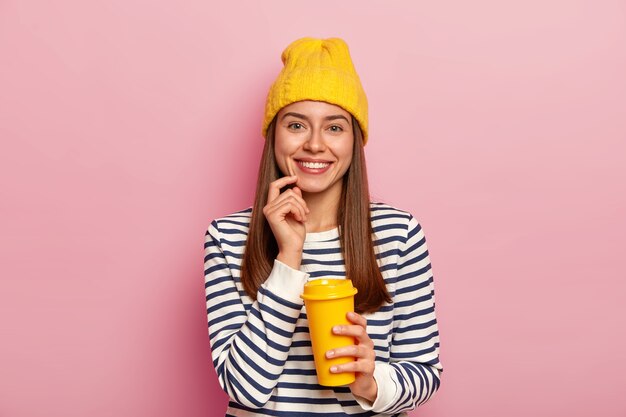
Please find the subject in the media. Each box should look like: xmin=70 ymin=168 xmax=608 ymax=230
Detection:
xmin=329 ymin=125 xmax=343 ymax=132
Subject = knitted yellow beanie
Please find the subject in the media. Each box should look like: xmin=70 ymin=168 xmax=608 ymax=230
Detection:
xmin=262 ymin=37 xmax=369 ymax=144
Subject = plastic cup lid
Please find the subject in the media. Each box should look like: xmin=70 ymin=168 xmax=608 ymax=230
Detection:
xmin=300 ymin=278 xmax=358 ymax=300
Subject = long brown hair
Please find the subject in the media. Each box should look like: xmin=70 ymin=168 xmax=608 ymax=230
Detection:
xmin=240 ymin=117 xmax=391 ymax=314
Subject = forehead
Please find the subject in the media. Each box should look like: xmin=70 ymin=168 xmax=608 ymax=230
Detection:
xmin=278 ymin=100 xmax=351 ymax=119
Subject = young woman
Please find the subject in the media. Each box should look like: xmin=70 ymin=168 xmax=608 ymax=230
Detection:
xmin=204 ymin=37 xmax=443 ymax=416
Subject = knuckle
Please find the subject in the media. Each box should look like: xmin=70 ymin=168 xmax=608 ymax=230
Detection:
xmin=361 ymin=346 xmax=372 ymax=357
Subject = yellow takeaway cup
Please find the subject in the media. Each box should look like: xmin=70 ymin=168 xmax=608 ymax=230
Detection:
xmin=301 ymin=279 xmax=358 ymax=386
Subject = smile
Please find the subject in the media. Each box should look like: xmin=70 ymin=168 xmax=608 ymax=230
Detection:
xmin=295 ymin=159 xmax=333 ymax=174
xmin=298 ymin=161 xmax=331 ymax=169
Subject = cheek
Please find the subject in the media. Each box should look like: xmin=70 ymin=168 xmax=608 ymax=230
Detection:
xmin=340 ymin=143 xmax=354 ymax=166
xmin=273 ymin=142 xmax=292 ymax=175
xmin=273 ymin=136 xmax=286 ymax=158
xmin=274 ymin=133 xmax=296 ymax=156
xmin=337 ymin=152 xmax=353 ymax=177
xmin=274 ymin=144 xmax=290 ymax=166
xmin=342 ymin=157 xmax=353 ymax=174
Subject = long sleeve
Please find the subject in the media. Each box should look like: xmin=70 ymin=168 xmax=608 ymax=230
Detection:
xmin=362 ymin=215 xmax=443 ymax=414
xmin=204 ymin=220 xmax=309 ymax=408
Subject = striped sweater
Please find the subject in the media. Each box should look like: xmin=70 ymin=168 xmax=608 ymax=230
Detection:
xmin=204 ymin=202 xmax=443 ymax=416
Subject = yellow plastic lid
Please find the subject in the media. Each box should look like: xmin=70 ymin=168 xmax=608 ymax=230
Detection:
xmin=300 ymin=279 xmax=358 ymax=301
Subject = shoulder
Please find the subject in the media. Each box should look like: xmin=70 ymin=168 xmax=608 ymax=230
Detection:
xmin=369 ymin=201 xmax=415 ymax=225
xmin=369 ymin=201 xmax=413 ymax=219
xmin=369 ymin=201 xmax=422 ymax=242
xmin=206 ymin=207 xmax=253 ymax=239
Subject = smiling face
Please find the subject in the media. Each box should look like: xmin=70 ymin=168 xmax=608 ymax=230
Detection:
xmin=274 ymin=100 xmax=355 ymax=198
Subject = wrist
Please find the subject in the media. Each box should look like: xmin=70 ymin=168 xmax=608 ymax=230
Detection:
xmin=276 ymin=250 xmax=302 ymax=270
xmin=362 ymin=377 xmax=378 ymax=403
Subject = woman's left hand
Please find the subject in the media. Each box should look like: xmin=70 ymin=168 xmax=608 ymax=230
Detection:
xmin=326 ymin=311 xmax=378 ymax=403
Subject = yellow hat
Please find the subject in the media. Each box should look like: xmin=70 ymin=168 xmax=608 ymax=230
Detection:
xmin=262 ymin=37 xmax=369 ymax=144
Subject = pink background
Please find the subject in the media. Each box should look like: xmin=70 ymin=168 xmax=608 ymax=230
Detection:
xmin=1 ymin=1 xmax=625 ymax=416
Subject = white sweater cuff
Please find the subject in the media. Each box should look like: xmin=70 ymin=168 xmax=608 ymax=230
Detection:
xmin=263 ymin=259 xmax=310 ymax=304
xmin=354 ymin=363 xmax=399 ymax=412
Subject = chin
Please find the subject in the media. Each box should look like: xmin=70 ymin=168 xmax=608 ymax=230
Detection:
xmin=296 ymin=182 xmax=329 ymax=194
xmin=298 ymin=186 xmax=326 ymax=194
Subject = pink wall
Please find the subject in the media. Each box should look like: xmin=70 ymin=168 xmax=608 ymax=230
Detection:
xmin=1 ymin=1 xmax=625 ymax=416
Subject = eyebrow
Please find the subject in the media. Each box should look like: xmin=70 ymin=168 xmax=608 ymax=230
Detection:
xmin=280 ymin=112 xmax=351 ymax=124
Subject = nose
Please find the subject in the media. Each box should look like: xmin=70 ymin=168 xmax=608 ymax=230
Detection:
xmin=303 ymin=128 xmax=327 ymax=153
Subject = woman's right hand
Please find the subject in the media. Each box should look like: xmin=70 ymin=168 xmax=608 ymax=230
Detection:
xmin=262 ymin=175 xmax=310 ymax=270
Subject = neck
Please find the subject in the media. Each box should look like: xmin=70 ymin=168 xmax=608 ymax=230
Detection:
xmin=302 ymin=181 xmax=343 ymax=233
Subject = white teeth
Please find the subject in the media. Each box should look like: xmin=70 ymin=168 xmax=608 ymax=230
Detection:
xmin=299 ymin=161 xmax=330 ymax=169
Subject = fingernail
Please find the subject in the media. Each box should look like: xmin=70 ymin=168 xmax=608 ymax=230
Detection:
xmin=333 ymin=326 xmax=341 ymax=334
xmin=330 ymin=366 xmax=338 ymax=373
xmin=326 ymin=350 xmax=334 ymax=358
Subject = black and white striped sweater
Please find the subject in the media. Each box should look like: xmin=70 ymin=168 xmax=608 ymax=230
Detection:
xmin=204 ymin=202 xmax=443 ymax=416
